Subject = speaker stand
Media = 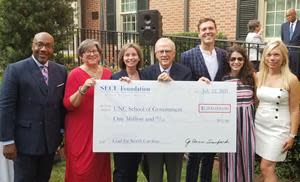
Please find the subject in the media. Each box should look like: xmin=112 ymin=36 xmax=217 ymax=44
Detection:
xmin=150 ymin=46 xmax=155 ymax=65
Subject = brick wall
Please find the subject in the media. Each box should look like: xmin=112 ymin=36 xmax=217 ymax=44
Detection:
xmin=81 ymin=0 xmax=237 ymax=39
xmin=150 ymin=0 xmax=184 ymax=34
xmin=150 ymin=0 xmax=237 ymax=40
xmin=81 ymin=0 xmax=101 ymax=30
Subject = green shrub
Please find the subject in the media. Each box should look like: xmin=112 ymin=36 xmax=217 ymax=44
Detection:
xmin=0 ymin=0 xmax=75 ymax=70
xmin=54 ymin=53 xmax=79 ymax=71
xmin=276 ymin=132 xmax=300 ymax=181
xmin=169 ymin=31 xmax=228 ymax=40
xmin=170 ymin=32 xmax=198 ymax=37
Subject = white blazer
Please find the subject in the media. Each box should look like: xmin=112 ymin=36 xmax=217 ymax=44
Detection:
xmin=245 ymin=32 xmax=264 ymax=61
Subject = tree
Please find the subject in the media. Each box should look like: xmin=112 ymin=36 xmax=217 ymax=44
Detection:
xmin=0 ymin=0 xmax=75 ymax=70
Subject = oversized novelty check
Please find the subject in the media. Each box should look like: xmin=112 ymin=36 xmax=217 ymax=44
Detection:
xmin=93 ymin=80 xmax=236 ymax=152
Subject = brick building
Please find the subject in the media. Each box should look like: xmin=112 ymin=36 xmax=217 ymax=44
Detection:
xmin=78 ymin=0 xmax=101 ymax=30
xmin=78 ymin=0 xmax=300 ymax=40
xmin=150 ymin=0 xmax=237 ymax=39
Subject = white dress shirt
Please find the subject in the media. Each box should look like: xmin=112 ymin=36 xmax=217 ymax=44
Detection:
xmin=199 ymin=46 xmax=218 ymax=81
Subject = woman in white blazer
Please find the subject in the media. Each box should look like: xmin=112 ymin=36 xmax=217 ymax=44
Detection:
xmin=245 ymin=19 xmax=264 ymax=71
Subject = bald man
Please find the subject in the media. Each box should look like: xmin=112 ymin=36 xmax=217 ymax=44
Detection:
xmin=281 ymin=8 xmax=300 ymax=79
xmin=0 ymin=32 xmax=67 ymax=181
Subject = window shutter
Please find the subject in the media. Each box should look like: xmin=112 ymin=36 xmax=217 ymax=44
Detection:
xmin=106 ymin=0 xmax=116 ymax=31
xmin=105 ymin=0 xmax=116 ymax=43
xmin=236 ymin=0 xmax=258 ymax=40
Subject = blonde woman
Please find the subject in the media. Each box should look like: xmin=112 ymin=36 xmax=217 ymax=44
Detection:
xmin=255 ymin=40 xmax=300 ymax=182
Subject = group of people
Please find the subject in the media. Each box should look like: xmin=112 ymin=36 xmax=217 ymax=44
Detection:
xmin=0 ymin=16 xmax=299 ymax=182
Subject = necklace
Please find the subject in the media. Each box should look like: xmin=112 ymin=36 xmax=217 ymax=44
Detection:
xmin=127 ymin=71 xmax=140 ymax=80
xmin=81 ymin=65 xmax=103 ymax=79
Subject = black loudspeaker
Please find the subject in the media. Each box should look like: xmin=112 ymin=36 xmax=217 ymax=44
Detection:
xmin=137 ymin=10 xmax=162 ymax=45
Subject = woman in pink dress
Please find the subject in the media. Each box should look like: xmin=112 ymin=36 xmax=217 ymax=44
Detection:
xmin=219 ymin=45 xmax=256 ymax=182
xmin=63 ymin=39 xmax=112 ymax=182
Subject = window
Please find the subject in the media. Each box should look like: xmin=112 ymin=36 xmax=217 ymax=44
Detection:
xmin=92 ymin=11 xmax=99 ymax=20
xmin=122 ymin=14 xmax=136 ymax=32
xmin=265 ymin=0 xmax=300 ymax=38
xmin=121 ymin=0 xmax=137 ymax=32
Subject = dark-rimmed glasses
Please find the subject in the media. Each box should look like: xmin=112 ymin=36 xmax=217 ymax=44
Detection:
xmin=85 ymin=50 xmax=100 ymax=55
xmin=33 ymin=42 xmax=53 ymax=50
xmin=156 ymin=49 xmax=172 ymax=54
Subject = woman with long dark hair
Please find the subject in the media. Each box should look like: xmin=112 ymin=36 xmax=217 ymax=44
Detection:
xmin=219 ymin=45 xmax=256 ymax=182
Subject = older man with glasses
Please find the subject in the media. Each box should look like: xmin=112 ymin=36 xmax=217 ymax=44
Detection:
xmin=141 ymin=37 xmax=192 ymax=182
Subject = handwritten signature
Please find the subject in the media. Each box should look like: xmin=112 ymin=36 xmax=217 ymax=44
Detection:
xmin=185 ymin=138 xmax=229 ymax=147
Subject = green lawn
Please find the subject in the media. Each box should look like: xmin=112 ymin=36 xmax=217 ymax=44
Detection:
xmin=50 ymin=157 xmax=219 ymax=182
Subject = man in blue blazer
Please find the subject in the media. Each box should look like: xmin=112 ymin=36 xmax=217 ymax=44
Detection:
xmin=0 ymin=32 xmax=67 ymax=182
xmin=142 ymin=37 xmax=192 ymax=182
xmin=281 ymin=8 xmax=300 ymax=79
xmin=180 ymin=18 xmax=227 ymax=182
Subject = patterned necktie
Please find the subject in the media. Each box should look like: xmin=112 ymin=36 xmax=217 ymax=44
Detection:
xmin=290 ymin=23 xmax=294 ymax=40
xmin=162 ymin=69 xmax=168 ymax=74
xmin=40 ymin=65 xmax=48 ymax=85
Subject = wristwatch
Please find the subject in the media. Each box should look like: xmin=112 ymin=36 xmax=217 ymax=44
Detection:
xmin=289 ymin=133 xmax=296 ymax=139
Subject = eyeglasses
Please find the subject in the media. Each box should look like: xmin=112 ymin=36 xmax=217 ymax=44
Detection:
xmin=85 ymin=50 xmax=100 ymax=55
xmin=229 ymin=57 xmax=244 ymax=62
xmin=33 ymin=42 xmax=53 ymax=50
xmin=156 ymin=49 xmax=172 ymax=54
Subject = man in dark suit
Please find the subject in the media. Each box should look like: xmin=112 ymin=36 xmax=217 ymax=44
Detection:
xmin=0 ymin=32 xmax=67 ymax=182
xmin=281 ymin=8 xmax=300 ymax=79
xmin=180 ymin=18 xmax=227 ymax=182
xmin=142 ymin=37 xmax=192 ymax=182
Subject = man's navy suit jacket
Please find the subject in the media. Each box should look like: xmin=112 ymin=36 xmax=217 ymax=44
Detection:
xmin=0 ymin=57 xmax=67 ymax=155
xmin=141 ymin=62 xmax=192 ymax=81
xmin=180 ymin=46 xmax=227 ymax=81
xmin=281 ymin=20 xmax=300 ymax=46
xmin=281 ymin=21 xmax=300 ymax=79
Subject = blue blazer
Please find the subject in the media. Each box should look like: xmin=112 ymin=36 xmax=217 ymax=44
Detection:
xmin=180 ymin=46 xmax=227 ymax=81
xmin=281 ymin=20 xmax=300 ymax=46
xmin=111 ymin=69 xmax=142 ymax=80
xmin=141 ymin=62 xmax=192 ymax=81
xmin=281 ymin=21 xmax=300 ymax=79
xmin=0 ymin=57 xmax=67 ymax=155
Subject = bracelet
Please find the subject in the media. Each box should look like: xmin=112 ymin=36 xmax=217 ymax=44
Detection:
xmin=78 ymin=86 xmax=87 ymax=95
xmin=289 ymin=133 xmax=296 ymax=139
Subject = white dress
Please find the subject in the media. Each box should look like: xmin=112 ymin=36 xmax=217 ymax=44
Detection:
xmin=0 ymin=142 xmax=14 ymax=182
xmin=255 ymin=86 xmax=290 ymax=161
